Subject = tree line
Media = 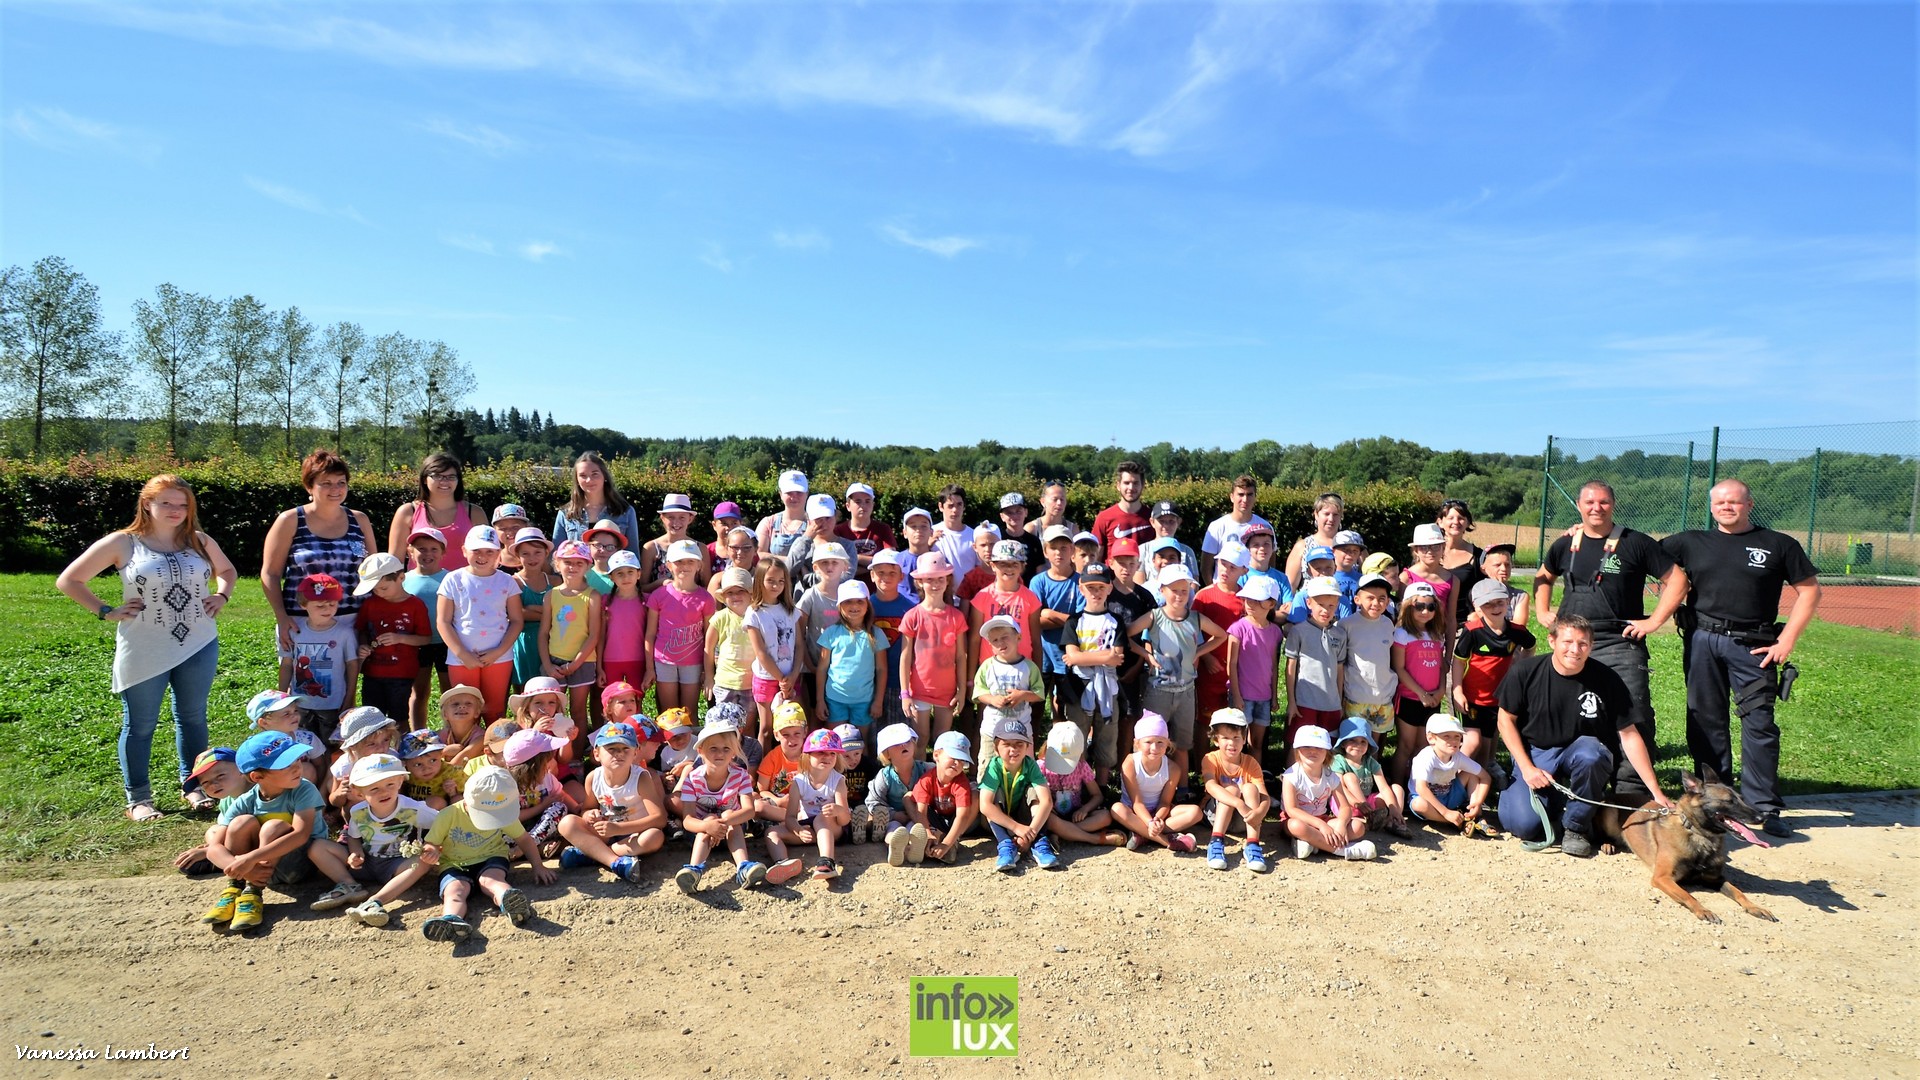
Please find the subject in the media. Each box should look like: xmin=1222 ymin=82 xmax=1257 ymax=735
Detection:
xmin=0 ymin=256 xmax=474 ymax=467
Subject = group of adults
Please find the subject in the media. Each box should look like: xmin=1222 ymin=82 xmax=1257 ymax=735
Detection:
xmin=58 ymin=448 xmax=1820 ymax=851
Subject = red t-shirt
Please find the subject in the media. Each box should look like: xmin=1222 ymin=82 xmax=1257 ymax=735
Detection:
xmin=956 ymin=566 xmax=995 ymax=607
xmin=356 ymin=593 xmax=430 ymax=680
xmin=836 ymin=522 xmax=898 ymax=562
xmin=899 ymin=604 xmax=968 ymax=703
xmin=968 ymin=584 xmax=1042 ymax=661
xmin=1191 ymin=585 xmax=1244 ymax=692
xmin=1092 ymin=504 xmax=1153 ymax=554
xmin=912 ymin=769 xmax=975 ymax=817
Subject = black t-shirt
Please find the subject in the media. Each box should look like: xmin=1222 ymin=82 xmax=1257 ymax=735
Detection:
xmin=1496 ymin=653 xmax=1634 ymax=750
xmin=1541 ymin=527 xmax=1675 ymax=629
xmin=1660 ymin=527 xmax=1819 ymax=626
xmin=1106 ymin=585 xmax=1158 ymax=686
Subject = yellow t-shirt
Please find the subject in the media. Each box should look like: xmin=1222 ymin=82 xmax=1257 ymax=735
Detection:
xmin=423 ymin=802 xmax=525 ymax=868
xmin=711 ymin=607 xmax=752 ymax=691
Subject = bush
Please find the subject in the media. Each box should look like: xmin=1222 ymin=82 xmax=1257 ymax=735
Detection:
xmin=0 ymin=453 xmax=1444 ymax=574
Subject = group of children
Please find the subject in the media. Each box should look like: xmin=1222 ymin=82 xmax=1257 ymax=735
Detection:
xmin=195 ymin=466 xmax=1543 ymax=940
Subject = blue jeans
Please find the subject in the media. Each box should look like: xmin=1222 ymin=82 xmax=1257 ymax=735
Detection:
xmin=118 ymin=639 xmax=218 ymax=806
xmin=1497 ymin=735 xmax=1613 ymax=840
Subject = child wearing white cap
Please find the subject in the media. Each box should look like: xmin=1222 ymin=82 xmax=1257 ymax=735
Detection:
xmin=418 ymin=765 xmax=555 ymax=942
xmin=1038 ymin=721 xmax=1125 ymax=848
xmin=1200 ymin=708 xmax=1271 ymax=871
xmin=353 ymin=551 xmax=433 ymax=727
xmin=973 ymin=615 xmax=1045 ymax=746
xmin=1280 ymin=725 xmax=1376 ymax=861
xmin=815 ymin=579 xmax=889 ymax=728
xmin=1404 ymin=523 xmax=1457 ymax=645
xmin=1283 ymin=576 xmax=1349 ymax=752
xmin=867 ymin=724 xmax=932 ymax=860
xmin=785 ymin=493 xmax=843 ymax=586
xmin=638 ymin=494 xmax=706 ymax=593
xmin=1406 ymin=713 xmax=1493 ymax=836
xmin=309 ymin=753 xmax=438 ymax=926
xmin=794 ymin=540 xmax=856 ymax=699
xmin=435 ymin=524 xmax=525 ymax=722
xmin=645 ymin=538 xmax=717 ymax=715
xmin=1109 ymin=713 xmax=1202 ymax=852
xmin=1451 ymin=576 xmax=1537 ymax=776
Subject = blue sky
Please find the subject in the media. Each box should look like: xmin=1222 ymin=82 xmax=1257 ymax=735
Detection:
xmin=3 ymin=2 xmax=1913 ymax=454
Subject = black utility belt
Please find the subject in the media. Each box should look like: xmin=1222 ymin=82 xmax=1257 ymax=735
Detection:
xmin=1695 ymin=616 xmax=1779 ymax=642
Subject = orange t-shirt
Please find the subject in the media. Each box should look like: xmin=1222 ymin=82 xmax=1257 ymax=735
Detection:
xmin=757 ymin=746 xmax=799 ymax=796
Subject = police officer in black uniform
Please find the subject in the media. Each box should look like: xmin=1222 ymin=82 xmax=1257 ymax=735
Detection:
xmin=1532 ymin=480 xmax=1689 ymax=799
xmin=1661 ymin=479 xmax=1820 ymax=838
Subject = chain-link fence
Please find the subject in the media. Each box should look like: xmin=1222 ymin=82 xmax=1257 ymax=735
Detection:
xmin=1486 ymin=421 xmax=1918 ymax=633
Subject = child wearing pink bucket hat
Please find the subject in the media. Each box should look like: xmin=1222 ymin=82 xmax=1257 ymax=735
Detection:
xmin=896 ymin=552 xmax=968 ymax=749
xmin=1109 ymin=712 xmax=1203 ymax=853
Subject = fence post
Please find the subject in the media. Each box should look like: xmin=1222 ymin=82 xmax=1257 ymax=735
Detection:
xmin=1806 ymin=447 xmax=1820 ymax=562
xmin=1680 ymin=440 xmax=1694 ymax=534
xmin=1705 ymin=426 xmax=1720 ymax=528
xmin=1537 ymin=435 xmax=1553 ymax=565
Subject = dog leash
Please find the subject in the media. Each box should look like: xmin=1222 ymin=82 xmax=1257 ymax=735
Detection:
xmin=1522 ymin=781 xmax=1674 ymax=853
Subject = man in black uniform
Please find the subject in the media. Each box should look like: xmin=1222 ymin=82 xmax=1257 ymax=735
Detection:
xmin=1495 ymin=614 xmax=1671 ymax=856
xmin=1532 ymin=481 xmax=1689 ymax=798
xmin=1661 ymin=479 xmax=1820 ymax=838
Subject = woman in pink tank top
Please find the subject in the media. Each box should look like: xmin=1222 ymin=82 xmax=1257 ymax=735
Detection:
xmin=386 ymin=452 xmax=484 ymax=570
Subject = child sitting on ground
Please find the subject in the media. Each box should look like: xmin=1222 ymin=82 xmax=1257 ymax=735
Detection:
xmin=834 ymin=724 xmax=876 ymax=840
xmin=1200 ymin=708 xmax=1271 ymax=872
xmin=1039 ymin=720 xmax=1124 ymax=849
xmin=418 ymin=765 xmax=554 ymax=943
xmin=1332 ymin=718 xmax=1411 ymax=839
xmin=310 ymin=753 xmax=437 ymax=927
xmin=979 ymin=717 xmax=1061 ymax=873
xmin=869 ymin=723 xmax=934 ymax=864
xmin=1407 ymin=713 xmax=1494 ymax=837
xmin=246 ymin=689 xmax=325 ymax=786
xmin=397 ymin=729 xmax=461 ymax=809
xmin=1109 ymin=713 xmax=1203 ymax=853
xmin=1225 ymin=577 xmax=1284 ymax=774
xmin=907 ymin=731 xmax=981 ymax=865
xmin=673 ymin=714 xmax=794 ymax=892
xmin=436 ymin=684 xmax=488 ymax=766
xmin=755 ymin=700 xmax=809 ymax=827
xmin=771 ymin=728 xmax=854 ymax=881
xmin=325 ymin=706 xmax=399 ymax=817
xmin=556 ymin=723 xmax=667 ymax=882
xmin=173 ymin=748 xmax=250 ymax=876
xmin=201 ymin=732 xmax=332 ymax=935
xmin=1281 ymin=726 xmax=1376 ymax=861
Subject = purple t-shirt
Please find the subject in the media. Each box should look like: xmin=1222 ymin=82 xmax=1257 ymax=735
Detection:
xmin=1228 ymin=616 xmax=1282 ymax=702
xmin=646 ymin=583 xmax=716 ymax=667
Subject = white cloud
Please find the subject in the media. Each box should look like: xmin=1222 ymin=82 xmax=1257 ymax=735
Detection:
xmin=700 ymin=243 xmax=734 ymax=272
xmin=421 ymin=117 xmax=518 ymax=155
xmin=881 ymin=224 xmax=979 ymax=258
xmin=441 ymin=232 xmax=496 ymax=255
xmin=5 ymin=105 xmax=159 ymax=161
xmin=243 ymin=175 xmax=366 ymax=222
xmin=518 ymin=241 xmax=562 ymax=262
xmin=771 ymin=228 xmax=829 ymax=251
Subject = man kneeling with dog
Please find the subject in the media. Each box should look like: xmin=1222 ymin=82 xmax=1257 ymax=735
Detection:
xmin=1495 ymin=614 xmax=1672 ymax=856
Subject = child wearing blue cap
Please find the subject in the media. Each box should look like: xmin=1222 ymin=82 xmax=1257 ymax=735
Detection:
xmin=555 ymin=723 xmax=667 ymax=883
xmin=907 ymin=731 xmax=980 ymax=865
xmin=173 ymin=747 xmax=247 ymax=876
xmin=246 ymin=688 xmax=327 ymax=786
xmin=201 ymin=731 xmax=332 ymax=934
xmin=396 ymin=729 xmax=460 ymax=809
xmin=1332 ymin=718 xmax=1410 ymax=839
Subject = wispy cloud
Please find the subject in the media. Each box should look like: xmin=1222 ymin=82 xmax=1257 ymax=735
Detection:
xmin=420 ymin=117 xmax=518 ymax=155
xmin=243 ymin=175 xmax=366 ymax=222
xmin=5 ymin=105 xmax=159 ymax=161
xmin=441 ymin=232 xmax=496 ymax=256
xmin=517 ymin=241 xmax=562 ymax=263
xmin=881 ymin=224 xmax=979 ymax=258
xmin=699 ymin=243 xmax=734 ymax=272
xmin=771 ymin=228 xmax=830 ymax=251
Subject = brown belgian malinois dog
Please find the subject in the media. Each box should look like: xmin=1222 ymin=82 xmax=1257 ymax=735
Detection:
xmin=1596 ymin=768 xmax=1777 ymax=924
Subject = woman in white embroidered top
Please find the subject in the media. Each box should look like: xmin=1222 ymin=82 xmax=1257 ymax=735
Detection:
xmin=57 ymin=474 xmax=238 ymax=821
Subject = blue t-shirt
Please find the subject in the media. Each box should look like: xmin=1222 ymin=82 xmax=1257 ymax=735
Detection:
xmin=403 ymin=569 xmax=447 ymax=644
xmin=219 ymin=778 xmax=329 ymax=839
xmin=870 ymin=591 xmax=916 ymax=699
xmin=818 ymin=623 xmax=888 ymax=706
xmin=1028 ymin=570 xmax=1083 ymax=674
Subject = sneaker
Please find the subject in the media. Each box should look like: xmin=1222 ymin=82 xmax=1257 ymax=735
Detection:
xmin=1033 ymin=836 xmax=1061 ymax=870
xmin=676 ymin=863 xmax=705 ymax=895
xmin=887 ymin=825 xmax=912 ymax=867
xmin=345 ymin=898 xmax=389 ymax=928
xmin=1245 ymin=842 xmax=1270 ymax=873
xmin=310 ymin=881 xmax=369 ymax=912
xmin=848 ymin=806 xmax=872 ymax=843
xmin=1169 ymin=832 xmax=1196 ymax=854
xmin=764 ymin=859 xmax=805 ymax=886
xmin=905 ymin=823 xmax=930 ymax=864
xmin=557 ymin=846 xmax=596 ymax=871
xmin=994 ymin=838 xmax=1018 ymax=873
xmin=229 ymin=889 xmax=264 ymax=933
xmin=420 ymin=914 xmax=472 ymax=942
xmin=1340 ymin=840 xmax=1378 ymax=861
xmin=611 ymin=855 xmax=642 ymax=883
xmin=1761 ymin=813 xmax=1792 ymax=839
xmin=1561 ymin=831 xmax=1596 ymax=858
xmin=497 ymin=888 xmax=535 ymax=926
xmin=811 ymin=858 xmax=840 ymax=880
xmin=1387 ymin=821 xmax=1414 ymax=839
xmin=202 ymin=885 xmax=243 ymax=925
xmin=1207 ymin=836 xmax=1229 ymax=871
xmin=737 ymin=860 xmax=771 ymax=888
xmin=1126 ymin=833 xmax=1145 ymax=852
xmin=1294 ymin=838 xmax=1315 ymax=860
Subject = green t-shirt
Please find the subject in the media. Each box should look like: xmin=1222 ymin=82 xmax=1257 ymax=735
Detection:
xmin=979 ymin=755 xmax=1045 ymax=809
xmin=423 ymin=802 xmax=526 ymax=868
xmin=219 ymin=779 xmax=328 ymax=839
xmin=1332 ymin=754 xmax=1382 ymax=789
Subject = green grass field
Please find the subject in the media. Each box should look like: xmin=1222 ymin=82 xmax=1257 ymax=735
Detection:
xmin=1 ymin=572 xmax=1914 ymax=876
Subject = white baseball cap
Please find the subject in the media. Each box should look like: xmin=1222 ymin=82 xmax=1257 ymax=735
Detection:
xmin=806 ymin=493 xmax=837 ymax=520
xmin=778 ymin=470 xmax=809 ymax=494
xmin=845 ymin=483 xmax=875 ymax=500
xmin=353 ymin=552 xmax=407 ymax=595
xmin=1425 ymin=713 xmax=1465 ymax=737
xmin=463 ymin=765 xmax=520 ymax=831
xmin=811 ymin=541 xmax=850 ymax=565
xmin=667 ymin=539 xmax=704 ymax=563
xmin=348 ymin=753 xmax=407 ymax=787
xmin=836 ymin=580 xmax=871 ymax=604
xmin=876 ymin=723 xmax=917 ymax=754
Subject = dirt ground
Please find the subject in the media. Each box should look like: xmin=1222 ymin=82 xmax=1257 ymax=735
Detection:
xmin=1786 ymin=583 xmax=1918 ymax=635
xmin=2 ymin=790 xmax=1913 ymax=1080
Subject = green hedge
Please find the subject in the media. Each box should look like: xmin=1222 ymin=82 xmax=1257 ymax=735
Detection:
xmin=0 ymin=453 xmax=1443 ymax=574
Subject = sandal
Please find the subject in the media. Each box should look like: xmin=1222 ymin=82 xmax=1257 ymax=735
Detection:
xmin=182 ymin=789 xmax=217 ymax=812
xmin=125 ymin=801 xmax=165 ymax=823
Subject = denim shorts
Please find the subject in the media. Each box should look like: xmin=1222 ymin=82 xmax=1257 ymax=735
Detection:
xmin=654 ymin=661 xmax=702 ymax=685
xmin=350 ymin=855 xmax=413 ymax=886
xmin=1410 ymin=778 xmax=1467 ymax=818
xmin=1242 ymin=699 xmax=1273 ymax=727
xmin=825 ymin=698 xmax=871 ymax=725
